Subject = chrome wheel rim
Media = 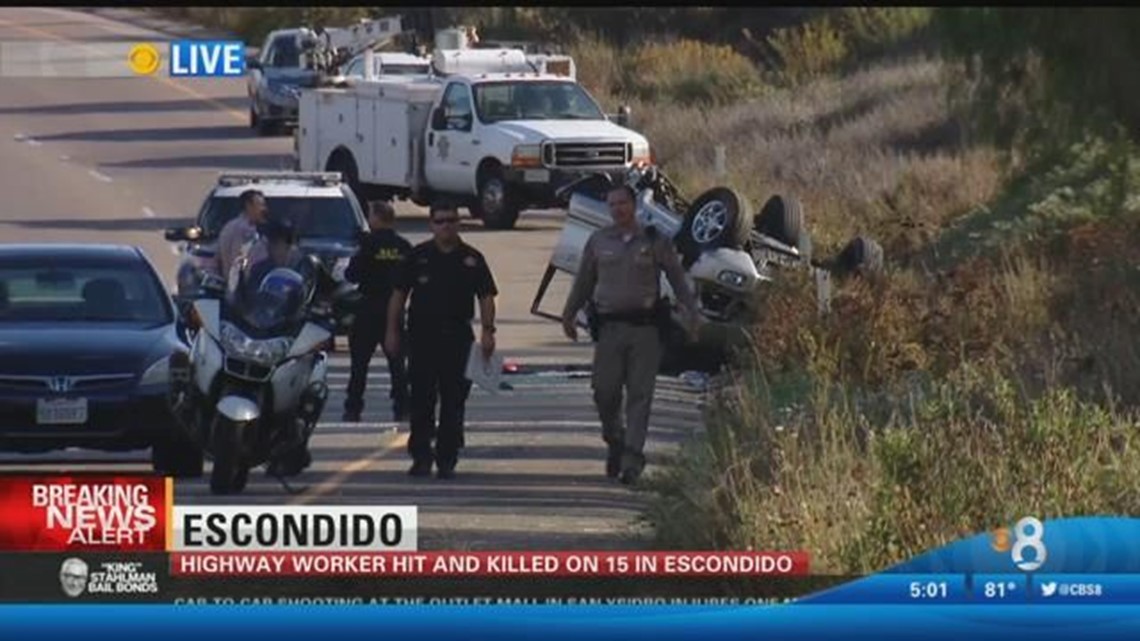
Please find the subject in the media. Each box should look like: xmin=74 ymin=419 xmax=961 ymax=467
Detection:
xmin=691 ymin=200 xmax=729 ymax=244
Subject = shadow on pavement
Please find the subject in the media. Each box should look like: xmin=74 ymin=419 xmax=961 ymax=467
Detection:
xmin=11 ymin=216 xmax=189 ymax=232
xmin=99 ymin=154 xmax=293 ymax=170
xmin=61 ymin=33 xmax=175 ymax=43
xmin=0 ymin=97 xmax=247 ymax=115
xmin=393 ymin=213 xmax=563 ymax=235
xmin=321 ymin=478 xmax=647 ymax=513
xmin=32 ymin=125 xmax=254 ymax=143
xmin=319 ymin=444 xmax=608 ymax=464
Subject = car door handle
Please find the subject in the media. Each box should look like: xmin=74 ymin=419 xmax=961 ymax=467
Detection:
xmin=428 ymin=132 xmax=434 ymax=145
xmin=472 ymin=139 xmax=480 ymax=146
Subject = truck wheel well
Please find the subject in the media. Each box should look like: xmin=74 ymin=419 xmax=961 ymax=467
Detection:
xmin=476 ymin=158 xmax=503 ymax=183
xmin=325 ymin=147 xmax=357 ymax=175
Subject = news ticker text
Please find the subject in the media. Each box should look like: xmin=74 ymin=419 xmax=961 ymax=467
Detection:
xmin=4 ymin=552 xmax=1140 ymax=605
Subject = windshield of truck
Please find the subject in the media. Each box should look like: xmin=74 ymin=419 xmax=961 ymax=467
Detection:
xmin=474 ymin=81 xmax=606 ymax=123
xmin=269 ymin=36 xmax=300 ymax=68
xmin=201 ymin=196 xmax=363 ymax=241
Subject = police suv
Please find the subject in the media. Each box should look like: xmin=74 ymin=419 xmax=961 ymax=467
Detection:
xmin=163 ymin=172 xmax=368 ymax=334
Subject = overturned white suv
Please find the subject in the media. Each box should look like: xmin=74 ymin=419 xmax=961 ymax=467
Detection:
xmin=530 ymin=165 xmax=884 ymax=373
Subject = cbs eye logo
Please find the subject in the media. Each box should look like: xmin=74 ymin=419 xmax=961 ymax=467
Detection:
xmin=991 ymin=517 xmax=1047 ymax=572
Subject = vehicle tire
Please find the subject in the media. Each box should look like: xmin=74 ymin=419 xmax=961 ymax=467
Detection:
xmin=151 ymin=429 xmax=204 ymax=478
xmin=755 ymin=195 xmax=805 ymax=249
xmin=252 ymin=105 xmax=274 ymax=137
xmin=471 ymin=167 xmax=520 ymax=230
xmin=834 ymin=235 xmax=885 ymax=277
xmin=327 ymin=151 xmax=367 ymax=206
xmin=208 ymin=417 xmax=249 ymax=495
xmin=676 ymin=187 xmax=751 ymax=266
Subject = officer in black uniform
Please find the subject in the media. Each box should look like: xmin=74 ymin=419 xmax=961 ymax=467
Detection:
xmin=343 ymin=201 xmax=413 ymax=423
xmin=385 ymin=200 xmax=498 ymax=479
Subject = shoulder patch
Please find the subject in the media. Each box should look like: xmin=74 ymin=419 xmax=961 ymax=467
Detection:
xmin=464 ymin=255 xmax=478 ymax=267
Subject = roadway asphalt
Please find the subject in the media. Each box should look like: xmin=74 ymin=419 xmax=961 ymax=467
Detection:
xmin=0 ymin=7 xmax=707 ymax=549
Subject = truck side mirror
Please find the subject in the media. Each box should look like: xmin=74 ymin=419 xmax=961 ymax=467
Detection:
xmin=431 ymin=107 xmax=447 ymax=131
xmin=246 ymin=56 xmax=261 ymax=71
xmin=616 ymin=105 xmax=631 ymax=127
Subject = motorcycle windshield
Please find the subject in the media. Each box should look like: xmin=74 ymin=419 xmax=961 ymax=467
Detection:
xmin=240 ymin=267 xmax=309 ymax=332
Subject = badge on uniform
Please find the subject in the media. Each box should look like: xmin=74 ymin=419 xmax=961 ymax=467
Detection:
xmin=464 ymin=256 xmax=478 ymax=268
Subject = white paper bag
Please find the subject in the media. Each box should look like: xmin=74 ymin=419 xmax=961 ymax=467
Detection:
xmin=465 ymin=342 xmax=503 ymax=393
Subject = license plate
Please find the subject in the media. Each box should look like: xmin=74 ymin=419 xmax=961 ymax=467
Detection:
xmin=523 ymin=169 xmax=550 ymax=183
xmin=36 ymin=398 xmax=88 ymax=425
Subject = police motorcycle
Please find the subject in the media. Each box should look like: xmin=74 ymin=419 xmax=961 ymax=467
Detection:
xmin=531 ymin=163 xmax=883 ymax=373
xmin=167 ymin=252 xmax=359 ymax=495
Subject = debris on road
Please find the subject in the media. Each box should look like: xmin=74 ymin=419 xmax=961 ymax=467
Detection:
xmin=679 ymin=370 xmax=710 ymax=391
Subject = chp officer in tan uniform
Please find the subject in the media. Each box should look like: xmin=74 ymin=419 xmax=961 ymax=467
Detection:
xmin=561 ymin=184 xmax=700 ymax=484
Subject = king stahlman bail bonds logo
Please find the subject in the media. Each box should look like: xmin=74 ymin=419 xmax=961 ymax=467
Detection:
xmin=59 ymin=557 xmax=158 ymax=598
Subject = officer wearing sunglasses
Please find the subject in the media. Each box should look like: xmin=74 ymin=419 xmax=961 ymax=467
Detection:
xmin=385 ymin=201 xmax=499 ymax=479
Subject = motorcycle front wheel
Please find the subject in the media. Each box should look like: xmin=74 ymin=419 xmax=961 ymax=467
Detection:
xmin=209 ymin=416 xmax=250 ymax=495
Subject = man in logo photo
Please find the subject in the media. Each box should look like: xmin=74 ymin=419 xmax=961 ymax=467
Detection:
xmin=59 ymin=557 xmax=88 ymax=598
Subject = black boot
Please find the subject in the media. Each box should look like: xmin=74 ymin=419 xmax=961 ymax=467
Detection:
xmin=605 ymin=442 xmax=622 ymax=479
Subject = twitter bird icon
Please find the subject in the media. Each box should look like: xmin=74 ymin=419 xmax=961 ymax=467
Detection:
xmin=1041 ymin=582 xmax=1058 ymax=597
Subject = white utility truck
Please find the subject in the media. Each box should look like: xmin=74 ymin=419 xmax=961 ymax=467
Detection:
xmin=295 ymin=29 xmax=650 ymax=229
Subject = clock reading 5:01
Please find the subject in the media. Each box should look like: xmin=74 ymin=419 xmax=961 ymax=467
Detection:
xmin=909 ymin=581 xmax=949 ymax=598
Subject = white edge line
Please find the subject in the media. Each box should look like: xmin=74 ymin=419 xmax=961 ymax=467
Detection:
xmin=88 ymin=169 xmax=113 ymax=183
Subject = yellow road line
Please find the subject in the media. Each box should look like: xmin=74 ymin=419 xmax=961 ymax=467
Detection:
xmin=291 ymin=432 xmax=409 ymax=505
xmin=0 ymin=15 xmax=248 ymax=124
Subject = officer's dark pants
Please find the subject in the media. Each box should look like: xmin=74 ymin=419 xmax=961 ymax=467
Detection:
xmin=407 ymin=327 xmax=473 ymax=470
xmin=345 ymin=306 xmax=408 ymax=416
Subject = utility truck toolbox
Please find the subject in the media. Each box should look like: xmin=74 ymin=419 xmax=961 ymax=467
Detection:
xmin=296 ymin=27 xmax=651 ymax=231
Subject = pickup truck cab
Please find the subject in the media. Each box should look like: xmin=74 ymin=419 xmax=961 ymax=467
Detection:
xmin=296 ymin=47 xmax=650 ymax=229
xmin=338 ymin=51 xmax=432 ymax=81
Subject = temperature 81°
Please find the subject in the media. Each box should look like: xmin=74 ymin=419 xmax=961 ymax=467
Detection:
xmin=983 ymin=581 xmax=1018 ymax=599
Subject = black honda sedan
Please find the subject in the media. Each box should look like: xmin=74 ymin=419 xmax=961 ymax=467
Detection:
xmin=0 ymin=245 xmax=200 ymax=475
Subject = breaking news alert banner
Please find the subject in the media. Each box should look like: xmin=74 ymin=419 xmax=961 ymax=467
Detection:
xmin=0 ymin=474 xmax=168 ymax=550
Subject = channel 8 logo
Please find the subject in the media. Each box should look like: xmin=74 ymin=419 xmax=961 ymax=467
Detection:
xmin=991 ymin=517 xmax=1047 ymax=571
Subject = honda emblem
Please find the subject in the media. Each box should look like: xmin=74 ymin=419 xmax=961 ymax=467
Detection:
xmin=48 ymin=377 xmax=73 ymax=393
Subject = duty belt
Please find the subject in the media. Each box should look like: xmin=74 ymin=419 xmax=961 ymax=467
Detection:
xmin=596 ymin=309 xmax=657 ymax=326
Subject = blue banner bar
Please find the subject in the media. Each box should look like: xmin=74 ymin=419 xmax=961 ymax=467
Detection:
xmin=969 ymin=575 xmax=1030 ymax=603
xmin=5 ymin=605 xmax=1140 ymax=641
xmin=1028 ymin=574 xmax=1140 ymax=604
xmin=800 ymin=574 xmax=969 ymax=604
